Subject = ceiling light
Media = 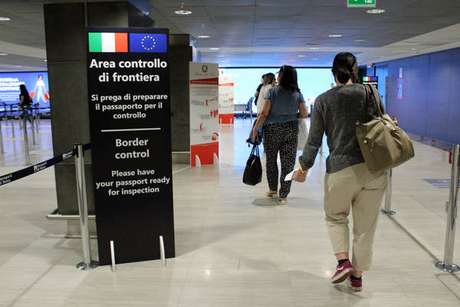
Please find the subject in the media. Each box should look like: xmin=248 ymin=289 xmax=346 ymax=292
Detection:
xmin=209 ymin=48 xmax=220 ymax=51
xmin=309 ymin=47 xmax=320 ymax=50
xmin=44 ymin=59 xmax=48 ymax=62
xmin=0 ymin=17 xmax=11 ymax=21
xmin=174 ymin=2 xmax=192 ymax=15
xmin=197 ymin=35 xmax=211 ymax=39
xmin=328 ymin=34 xmax=343 ymax=38
xmin=354 ymin=39 xmax=366 ymax=42
xmin=366 ymin=9 xmax=386 ymax=14
xmin=411 ymin=48 xmax=417 ymax=51
xmin=175 ymin=9 xmax=192 ymax=15
xmin=298 ymin=55 xmax=306 ymax=58
xmin=0 ymin=53 xmax=8 ymax=56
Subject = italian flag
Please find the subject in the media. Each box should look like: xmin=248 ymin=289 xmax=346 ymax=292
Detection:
xmin=88 ymin=32 xmax=128 ymax=53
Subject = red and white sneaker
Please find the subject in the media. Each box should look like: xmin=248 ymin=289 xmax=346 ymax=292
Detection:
xmin=331 ymin=260 xmax=353 ymax=284
xmin=349 ymin=276 xmax=363 ymax=292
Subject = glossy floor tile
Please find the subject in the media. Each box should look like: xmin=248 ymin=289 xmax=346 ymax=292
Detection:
xmin=0 ymin=118 xmax=459 ymax=306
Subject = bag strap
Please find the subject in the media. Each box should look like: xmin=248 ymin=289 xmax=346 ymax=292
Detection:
xmin=255 ymin=145 xmax=260 ymax=157
xmin=364 ymin=84 xmax=384 ymax=118
xmin=251 ymin=144 xmax=260 ymax=157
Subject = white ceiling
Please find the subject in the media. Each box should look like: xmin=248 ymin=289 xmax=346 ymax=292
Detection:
xmin=1 ymin=0 xmax=460 ymax=70
xmin=152 ymin=0 xmax=460 ymax=66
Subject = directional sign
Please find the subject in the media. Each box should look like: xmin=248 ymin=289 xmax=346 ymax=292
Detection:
xmin=347 ymin=0 xmax=377 ymax=8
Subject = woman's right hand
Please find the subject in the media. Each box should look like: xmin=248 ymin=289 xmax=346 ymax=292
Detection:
xmin=251 ymin=128 xmax=259 ymax=143
xmin=293 ymin=169 xmax=307 ymax=182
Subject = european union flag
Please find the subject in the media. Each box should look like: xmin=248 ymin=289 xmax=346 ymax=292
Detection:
xmin=129 ymin=33 xmax=167 ymax=53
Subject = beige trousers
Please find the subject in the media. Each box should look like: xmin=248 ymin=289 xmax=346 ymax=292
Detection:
xmin=324 ymin=163 xmax=386 ymax=271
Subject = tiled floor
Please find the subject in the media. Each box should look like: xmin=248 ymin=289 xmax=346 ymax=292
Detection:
xmin=0 ymin=118 xmax=459 ymax=307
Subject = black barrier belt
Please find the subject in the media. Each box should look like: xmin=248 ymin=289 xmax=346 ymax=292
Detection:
xmin=0 ymin=144 xmax=91 ymax=187
xmin=82 ymin=143 xmax=91 ymax=151
xmin=0 ymin=107 xmax=51 ymax=112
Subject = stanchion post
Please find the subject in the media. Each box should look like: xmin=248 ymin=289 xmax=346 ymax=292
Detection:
xmin=110 ymin=240 xmax=116 ymax=272
xmin=436 ymin=144 xmax=460 ymax=273
xmin=0 ymin=119 xmax=4 ymax=154
xmin=382 ymin=169 xmax=396 ymax=215
xmin=30 ymin=112 xmax=36 ymax=145
xmin=10 ymin=117 xmax=15 ymax=138
xmin=22 ymin=114 xmax=31 ymax=165
xmin=159 ymin=235 xmax=166 ymax=266
xmin=35 ymin=110 xmax=41 ymax=131
xmin=75 ymin=144 xmax=97 ymax=270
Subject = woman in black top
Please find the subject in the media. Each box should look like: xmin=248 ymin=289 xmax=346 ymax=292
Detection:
xmin=254 ymin=74 xmax=265 ymax=106
xmin=19 ymin=84 xmax=32 ymax=123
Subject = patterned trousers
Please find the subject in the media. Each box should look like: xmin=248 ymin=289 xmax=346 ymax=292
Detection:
xmin=263 ymin=120 xmax=298 ymax=198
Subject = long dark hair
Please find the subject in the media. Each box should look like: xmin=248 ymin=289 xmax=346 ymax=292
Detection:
xmin=278 ymin=65 xmax=300 ymax=92
xmin=265 ymin=73 xmax=275 ymax=85
xmin=332 ymin=52 xmax=358 ymax=84
xmin=19 ymin=84 xmax=30 ymax=99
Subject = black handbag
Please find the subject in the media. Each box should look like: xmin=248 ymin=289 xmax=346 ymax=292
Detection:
xmin=243 ymin=145 xmax=262 ymax=186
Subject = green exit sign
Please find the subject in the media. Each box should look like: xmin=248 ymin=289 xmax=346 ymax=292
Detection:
xmin=347 ymin=0 xmax=377 ymax=8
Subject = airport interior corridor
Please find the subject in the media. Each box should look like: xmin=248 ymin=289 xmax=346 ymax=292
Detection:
xmin=0 ymin=118 xmax=459 ymax=307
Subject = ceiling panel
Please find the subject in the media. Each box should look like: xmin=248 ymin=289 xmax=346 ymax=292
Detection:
xmin=156 ymin=5 xmax=209 ymax=17
xmin=2 ymin=0 xmax=460 ymax=69
xmin=200 ymin=0 xmax=256 ymax=7
xmin=206 ymin=6 xmax=255 ymax=17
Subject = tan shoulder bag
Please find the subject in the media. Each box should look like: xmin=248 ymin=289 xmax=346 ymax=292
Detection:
xmin=356 ymin=85 xmax=415 ymax=172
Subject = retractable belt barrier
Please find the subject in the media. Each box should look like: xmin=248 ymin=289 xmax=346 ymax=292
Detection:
xmin=0 ymin=143 xmax=91 ymax=187
xmin=0 ymin=106 xmax=51 ymax=113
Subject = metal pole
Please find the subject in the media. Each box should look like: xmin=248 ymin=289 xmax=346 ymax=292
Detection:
xmin=382 ymin=169 xmax=396 ymax=215
xmin=0 ymin=119 xmax=4 ymax=154
xmin=30 ymin=112 xmax=36 ymax=145
xmin=10 ymin=116 xmax=15 ymax=138
xmin=22 ymin=113 xmax=31 ymax=165
xmin=435 ymin=144 xmax=460 ymax=273
xmin=110 ymin=240 xmax=116 ymax=272
xmin=159 ymin=235 xmax=166 ymax=266
xmin=35 ymin=109 xmax=41 ymax=131
xmin=75 ymin=144 xmax=97 ymax=270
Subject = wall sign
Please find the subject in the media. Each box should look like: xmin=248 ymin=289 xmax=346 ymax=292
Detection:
xmin=87 ymin=28 xmax=174 ymax=265
xmin=347 ymin=0 xmax=376 ymax=8
xmin=362 ymin=76 xmax=378 ymax=89
xmin=218 ymin=71 xmax=235 ymax=125
xmin=189 ymin=63 xmax=219 ymax=167
xmin=0 ymin=72 xmax=50 ymax=105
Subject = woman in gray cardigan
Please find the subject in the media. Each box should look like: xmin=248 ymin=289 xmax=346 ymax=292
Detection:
xmin=294 ymin=53 xmax=386 ymax=292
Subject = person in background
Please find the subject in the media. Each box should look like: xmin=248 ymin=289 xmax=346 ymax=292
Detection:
xmin=19 ymin=84 xmax=32 ymax=123
xmin=252 ymin=65 xmax=308 ymax=204
xmin=257 ymin=73 xmax=276 ymax=114
xmin=293 ymin=52 xmax=386 ymax=292
xmin=253 ymin=74 xmax=265 ymax=106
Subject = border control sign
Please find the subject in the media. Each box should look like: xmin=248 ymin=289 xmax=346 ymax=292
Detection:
xmin=347 ymin=0 xmax=376 ymax=8
xmin=87 ymin=28 xmax=174 ymax=265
